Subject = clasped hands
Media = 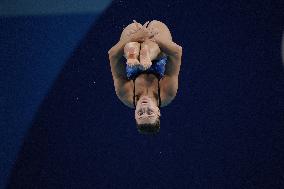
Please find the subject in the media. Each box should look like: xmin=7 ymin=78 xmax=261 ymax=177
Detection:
xmin=126 ymin=20 xmax=159 ymax=43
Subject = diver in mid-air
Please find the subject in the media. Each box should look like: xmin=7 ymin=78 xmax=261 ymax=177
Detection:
xmin=108 ymin=20 xmax=182 ymax=134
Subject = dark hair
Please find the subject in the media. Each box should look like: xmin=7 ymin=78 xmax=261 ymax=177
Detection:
xmin=136 ymin=117 xmax=160 ymax=135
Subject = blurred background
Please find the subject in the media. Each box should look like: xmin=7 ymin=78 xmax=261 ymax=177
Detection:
xmin=0 ymin=1 xmax=112 ymax=188
xmin=1 ymin=0 xmax=284 ymax=189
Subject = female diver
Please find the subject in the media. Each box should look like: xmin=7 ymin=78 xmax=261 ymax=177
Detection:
xmin=108 ymin=20 xmax=182 ymax=134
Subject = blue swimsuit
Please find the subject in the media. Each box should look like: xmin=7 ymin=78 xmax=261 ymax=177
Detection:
xmin=125 ymin=55 xmax=168 ymax=108
xmin=126 ymin=56 xmax=168 ymax=80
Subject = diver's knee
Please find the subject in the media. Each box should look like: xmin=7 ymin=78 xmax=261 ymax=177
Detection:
xmin=148 ymin=20 xmax=167 ymax=28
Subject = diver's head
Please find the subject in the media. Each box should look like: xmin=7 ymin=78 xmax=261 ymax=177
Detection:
xmin=135 ymin=95 xmax=161 ymax=134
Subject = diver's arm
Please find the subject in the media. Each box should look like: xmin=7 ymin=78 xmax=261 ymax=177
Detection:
xmin=109 ymin=52 xmax=127 ymax=80
xmin=155 ymin=37 xmax=183 ymax=77
xmin=164 ymin=46 xmax=182 ymax=77
xmin=159 ymin=57 xmax=181 ymax=98
xmin=109 ymin=55 xmax=134 ymax=105
xmin=155 ymin=38 xmax=182 ymax=76
xmin=158 ymin=41 xmax=182 ymax=103
xmin=108 ymin=39 xmax=129 ymax=62
xmin=154 ymin=39 xmax=182 ymax=59
xmin=109 ymin=40 xmax=136 ymax=107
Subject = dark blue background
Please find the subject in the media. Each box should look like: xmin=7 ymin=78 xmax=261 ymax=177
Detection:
xmin=0 ymin=14 xmax=98 ymax=189
xmin=2 ymin=0 xmax=284 ymax=188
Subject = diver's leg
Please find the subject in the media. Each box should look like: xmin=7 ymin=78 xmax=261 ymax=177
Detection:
xmin=139 ymin=43 xmax=151 ymax=70
xmin=139 ymin=40 xmax=161 ymax=70
xmin=120 ymin=22 xmax=143 ymax=67
xmin=144 ymin=40 xmax=161 ymax=61
xmin=138 ymin=20 xmax=172 ymax=70
xmin=124 ymin=42 xmax=140 ymax=67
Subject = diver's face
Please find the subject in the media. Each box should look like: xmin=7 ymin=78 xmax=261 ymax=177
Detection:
xmin=135 ymin=96 xmax=160 ymax=124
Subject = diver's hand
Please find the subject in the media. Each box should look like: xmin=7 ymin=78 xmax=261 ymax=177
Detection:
xmin=127 ymin=21 xmax=151 ymax=42
xmin=126 ymin=20 xmax=142 ymax=36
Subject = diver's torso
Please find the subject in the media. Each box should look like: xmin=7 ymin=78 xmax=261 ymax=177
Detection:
xmin=133 ymin=73 xmax=159 ymax=102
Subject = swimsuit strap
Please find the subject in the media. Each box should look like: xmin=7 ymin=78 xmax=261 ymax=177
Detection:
xmin=133 ymin=79 xmax=136 ymax=108
xmin=158 ymin=79 xmax=161 ymax=108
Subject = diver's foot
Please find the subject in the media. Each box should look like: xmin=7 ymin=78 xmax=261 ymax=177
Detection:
xmin=126 ymin=58 xmax=140 ymax=67
xmin=125 ymin=46 xmax=140 ymax=67
xmin=139 ymin=45 xmax=152 ymax=70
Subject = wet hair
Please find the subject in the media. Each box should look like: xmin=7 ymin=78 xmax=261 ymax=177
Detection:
xmin=136 ymin=116 xmax=160 ymax=135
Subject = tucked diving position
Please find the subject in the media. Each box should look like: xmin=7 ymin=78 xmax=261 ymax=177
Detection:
xmin=108 ymin=20 xmax=182 ymax=134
